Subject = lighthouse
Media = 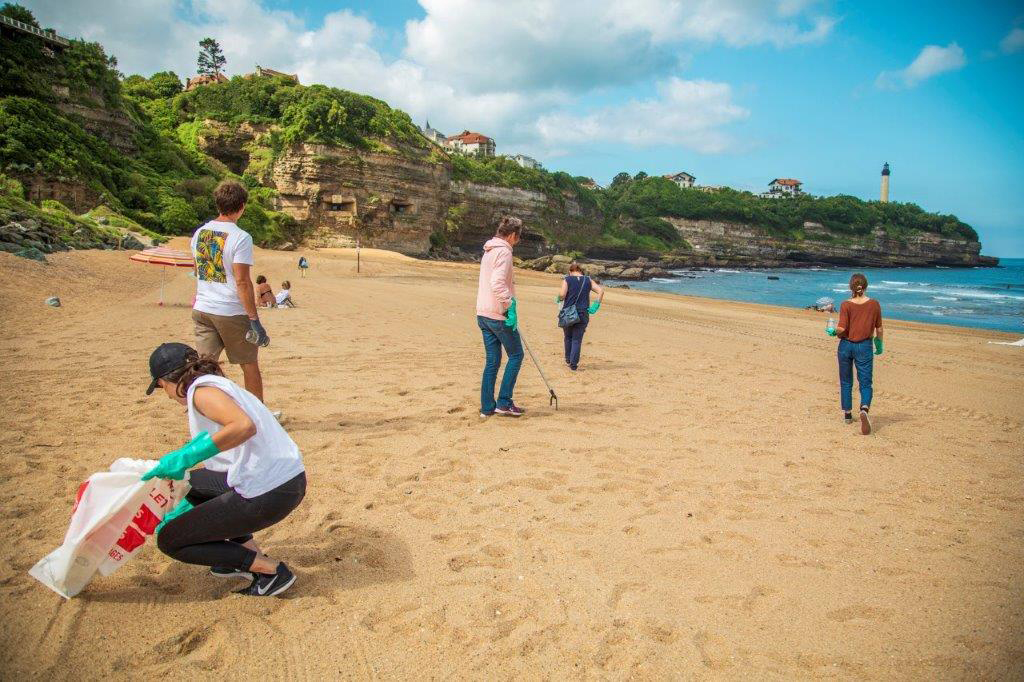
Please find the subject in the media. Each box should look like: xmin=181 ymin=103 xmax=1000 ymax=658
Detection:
xmin=880 ymin=162 xmax=890 ymax=203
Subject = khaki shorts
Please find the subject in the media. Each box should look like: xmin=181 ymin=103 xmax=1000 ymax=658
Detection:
xmin=192 ymin=310 xmax=258 ymax=365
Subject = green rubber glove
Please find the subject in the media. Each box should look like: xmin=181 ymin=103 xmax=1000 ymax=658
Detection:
xmin=504 ymin=298 xmax=518 ymax=331
xmin=155 ymin=499 xmax=193 ymax=534
xmin=555 ymin=295 xmax=563 ymax=303
xmin=141 ymin=431 xmax=220 ymax=481
xmin=826 ymin=327 xmax=837 ymax=337
xmin=873 ymin=338 xmax=884 ymax=355
xmin=588 ymin=301 xmax=601 ymax=315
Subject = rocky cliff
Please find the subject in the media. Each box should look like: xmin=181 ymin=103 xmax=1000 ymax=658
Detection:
xmin=445 ymin=182 xmax=602 ymax=259
xmin=661 ymin=218 xmax=997 ymax=268
xmin=246 ymin=138 xmax=602 ymax=258
xmin=268 ymin=143 xmax=450 ymax=254
xmin=192 ymin=126 xmax=994 ymax=270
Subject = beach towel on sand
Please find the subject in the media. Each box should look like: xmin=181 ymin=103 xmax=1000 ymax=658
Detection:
xmin=29 ymin=459 xmax=190 ymax=598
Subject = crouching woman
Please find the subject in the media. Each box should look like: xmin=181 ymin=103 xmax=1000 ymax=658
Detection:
xmin=144 ymin=342 xmax=306 ymax=597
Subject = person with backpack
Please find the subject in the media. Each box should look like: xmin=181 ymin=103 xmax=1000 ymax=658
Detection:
xmin=557 ymin=263 xmax=604 ymax=371
xmin=827 ymin=272 xmax=884 ymax=434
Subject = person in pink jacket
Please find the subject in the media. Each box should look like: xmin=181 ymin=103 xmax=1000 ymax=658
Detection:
xmin=476 ymin=216 xmax=525 ymax=417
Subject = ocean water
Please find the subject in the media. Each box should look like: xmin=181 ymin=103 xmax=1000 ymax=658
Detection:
xmin=614 ymin=258 xmax=1024 ymax=333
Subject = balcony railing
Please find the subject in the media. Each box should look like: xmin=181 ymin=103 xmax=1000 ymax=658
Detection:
xmin=1 ymin=14 xmax=70 ymax=46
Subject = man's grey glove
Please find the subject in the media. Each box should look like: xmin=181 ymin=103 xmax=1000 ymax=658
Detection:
xmin=245 ymin=318 xmax=270 ymax=347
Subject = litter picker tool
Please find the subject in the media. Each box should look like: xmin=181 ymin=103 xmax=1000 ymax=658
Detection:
xmin=518 ymin=325 xmax=558 ymax=410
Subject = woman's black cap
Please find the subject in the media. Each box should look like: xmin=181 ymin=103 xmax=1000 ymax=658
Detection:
xmin=146 ymin=342 xmax=196 ymax=395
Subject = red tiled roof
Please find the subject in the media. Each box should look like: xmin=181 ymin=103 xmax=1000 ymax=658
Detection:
xmin=770 ymin=178 xmax=802 ymax=186
xmin=448 ymin=131 xmax=493 ymax=144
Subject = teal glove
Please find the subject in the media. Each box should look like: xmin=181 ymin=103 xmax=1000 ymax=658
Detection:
xmin=504 ymin=298 xmax=518 ymax=331
xmin=155 ymin=499 xmax=193 ymax=534
xmin=826 ymin=327 xmax=837 ymax=337
xmin=555 ymin=295 xmax=563 ymax=303
xmin=588 ymin=301 xmax=601 ymax=315
xmin=873 ymin=338 xmax=884 ymax=355
xmin=141 ymin=431 xmax=220 ymax=481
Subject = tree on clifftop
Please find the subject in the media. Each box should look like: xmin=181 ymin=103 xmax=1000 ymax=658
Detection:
xmin=1 ymin=3 xmax=38 ymax=26
xmin=197 ymin=38 xmax=225 ymax=77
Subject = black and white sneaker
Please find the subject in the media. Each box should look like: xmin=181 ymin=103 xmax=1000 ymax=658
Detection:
xmin=234 ymin=562 xmax=296 ymax=597
xmin=210 ymin=566 xmax=253 ymax=579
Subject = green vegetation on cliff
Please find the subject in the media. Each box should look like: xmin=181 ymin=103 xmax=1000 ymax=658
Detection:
xmin=600 ymin=173 xmax=978 ymax=251
xmin=0 ymin=4 xmax=423 ymax=248
xmin=0 ymin=173 xmax=167 ymax=254
xmin=450 ymin=154 xmax=599 ymax=208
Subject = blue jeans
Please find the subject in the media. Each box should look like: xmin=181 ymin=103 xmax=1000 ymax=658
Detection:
xmin=562 ymin=311 xmax=589 ymax=369
xmin=838 ymin=339 xmax=873 ymax=411
xmin=478 ymin=315 xmax=523 ymax=413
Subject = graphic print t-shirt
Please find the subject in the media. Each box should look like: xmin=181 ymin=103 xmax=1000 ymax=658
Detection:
xmin=190 ymin=220 xmax=254 ymax=317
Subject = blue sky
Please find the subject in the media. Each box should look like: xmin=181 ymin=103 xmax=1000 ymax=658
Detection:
xmin=27 ymin=0 xmax=1024 ymax=256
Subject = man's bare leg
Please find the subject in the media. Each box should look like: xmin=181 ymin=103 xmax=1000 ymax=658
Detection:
xmin=240 ymin=362 xmax=264 ymax=402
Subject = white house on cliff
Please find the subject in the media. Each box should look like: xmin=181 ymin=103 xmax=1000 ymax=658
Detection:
xmin=446 ymin=130 xmax=496 ymax=157
xmin=664 ymin=171 xmax=696 ymax=188
xmin=764 ymin=178 xmax=803 ymax=198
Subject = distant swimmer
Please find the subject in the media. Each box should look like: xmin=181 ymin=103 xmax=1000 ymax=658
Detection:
xmin=143 ymin=343 xmax=306 ymax=597
xmin=827 ymin=273 xmax=884 ymax=434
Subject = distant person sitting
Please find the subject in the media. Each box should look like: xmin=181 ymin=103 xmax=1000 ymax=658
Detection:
xmin=255 ymin=275 xmax=275 ymax=308
xmin=276 ymin=281 xmax=295 ymax=308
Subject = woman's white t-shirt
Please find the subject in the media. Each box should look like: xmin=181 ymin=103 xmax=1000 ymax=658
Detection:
xmin=186 ymin=375 xmax=304 ymax=498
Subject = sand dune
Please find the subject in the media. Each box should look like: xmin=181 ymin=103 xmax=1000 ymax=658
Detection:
xmin=0 ymin=242 xmax=1022 ymax=679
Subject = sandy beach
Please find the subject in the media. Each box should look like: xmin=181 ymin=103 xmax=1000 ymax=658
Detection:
xmin=0 ymin=241 xmax=1021 ymax=679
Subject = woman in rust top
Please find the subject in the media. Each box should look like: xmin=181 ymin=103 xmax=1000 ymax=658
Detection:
xmin=827 ymin=273 xmax=884 ymax=434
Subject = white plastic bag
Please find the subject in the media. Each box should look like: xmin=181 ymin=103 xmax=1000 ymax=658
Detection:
xmin=29 ymin=458 xmax=191 ymax=598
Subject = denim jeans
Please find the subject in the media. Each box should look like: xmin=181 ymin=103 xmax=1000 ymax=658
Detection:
xmin=562 ymin=311 xmax=589 ymax=369
xmin=838 ymin=338 xmax=873 ymax=411
xmin=477 ymin=315 xmax=524 ymax=413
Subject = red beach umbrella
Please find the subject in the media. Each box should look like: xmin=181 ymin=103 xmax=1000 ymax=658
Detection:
xmin=129 ymin=247 xmax=194 ymax=305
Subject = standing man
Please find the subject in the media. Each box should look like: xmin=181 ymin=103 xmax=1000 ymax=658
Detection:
xmin=476 ymin=215 xmax=525 ymax=418
xmin=190 ymin=181 xmax=270 ymax=401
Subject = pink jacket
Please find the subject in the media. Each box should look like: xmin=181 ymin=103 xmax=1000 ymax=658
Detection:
xmin=476 ymin=237 xmax=516 ymax=320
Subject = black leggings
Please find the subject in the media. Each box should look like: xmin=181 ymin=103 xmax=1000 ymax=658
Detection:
xmin=157 ymin=469 xmax=306 ymax=571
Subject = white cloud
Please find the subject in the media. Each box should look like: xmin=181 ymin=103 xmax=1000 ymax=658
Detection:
xmin=535 ymin=78 xmax=749 ymax=154
xmin=999 ymin=27 xmax=1024 ymax=55
xmin=23 ymin=0 xmax=832 ymax=156
xmin=876 ymin=42 xmax=966 ymax=90
xmin=406 ymin=0 xmax=835 ymax=93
